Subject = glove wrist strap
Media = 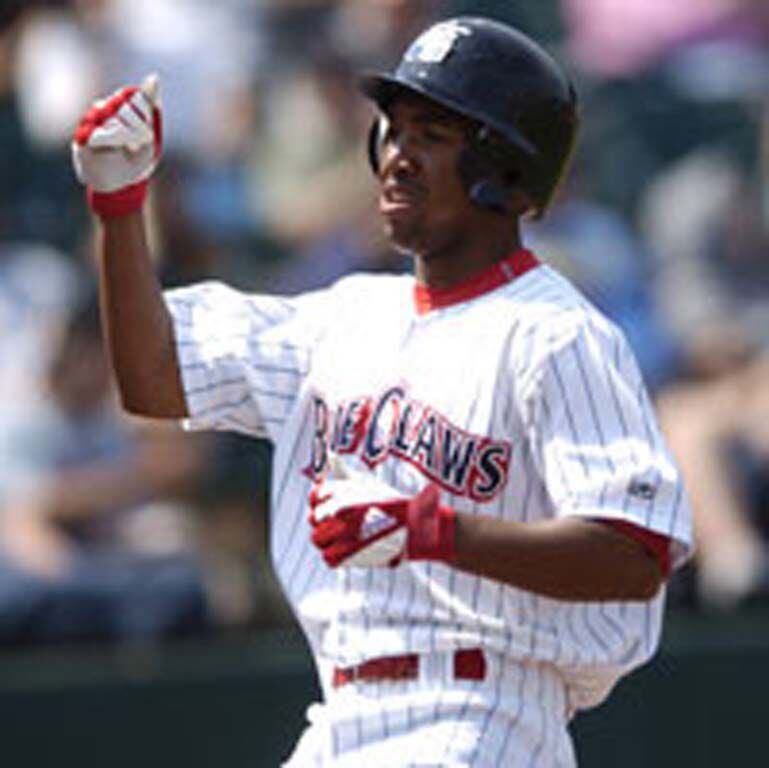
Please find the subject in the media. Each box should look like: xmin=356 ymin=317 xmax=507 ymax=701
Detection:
xmin=406 ymin=485 xmax=456 ymax=563
xmin=88 ymin=180 xmax=148 ymax=218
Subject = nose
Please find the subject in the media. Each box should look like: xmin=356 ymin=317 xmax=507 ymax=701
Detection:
xmin=379 ymin=127 xmax=419 ymax=177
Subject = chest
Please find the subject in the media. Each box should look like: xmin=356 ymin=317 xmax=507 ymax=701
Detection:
xmin=304 ymin=305 xmax=521 ymax=502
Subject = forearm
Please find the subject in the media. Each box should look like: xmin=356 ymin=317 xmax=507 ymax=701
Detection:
xmin=98 ymin=212 xmax=188 ymax=418
xmin=73 ymin=76 xmax=185 ymax=418
xmin=452 ymin=513 xmax=663 ymax=601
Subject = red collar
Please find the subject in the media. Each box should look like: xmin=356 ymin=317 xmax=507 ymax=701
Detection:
xmin=413 ymin=249 xmax=539 ymax=315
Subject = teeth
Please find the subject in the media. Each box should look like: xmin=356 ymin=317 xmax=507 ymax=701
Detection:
xmin=387 ymin=190 xmax=415 ymax=202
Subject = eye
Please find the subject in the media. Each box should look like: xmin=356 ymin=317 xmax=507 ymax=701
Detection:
xmin=378 ymin=117 xmax=399 ymax=147
xmin=422 ymin=126 xmax=448 ymax=142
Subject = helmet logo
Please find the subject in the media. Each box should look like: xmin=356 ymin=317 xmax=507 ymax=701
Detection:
xmin=405 ymin=20 xmax=471 ymax=64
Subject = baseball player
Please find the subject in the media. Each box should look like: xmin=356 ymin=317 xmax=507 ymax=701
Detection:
xmin=71 ymin=16 xmax=692 ymax=767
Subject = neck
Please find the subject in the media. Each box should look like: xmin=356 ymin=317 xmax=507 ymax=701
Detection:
xmin=413 ymin=221 xmax=523 ymax=289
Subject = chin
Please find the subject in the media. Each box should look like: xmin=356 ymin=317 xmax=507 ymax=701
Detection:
xmin=382 ymin=218 xmax=425 ymax=256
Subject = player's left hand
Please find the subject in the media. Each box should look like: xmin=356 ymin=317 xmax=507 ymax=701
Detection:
xmin=309 ymin=459 xmax=455 ymax=568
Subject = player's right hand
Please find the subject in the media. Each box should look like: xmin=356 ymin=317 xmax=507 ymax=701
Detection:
xmin=71 ymin=74 xmax=162 ymax=218
xmin=308 ymin=459 xmax=456 ymax=568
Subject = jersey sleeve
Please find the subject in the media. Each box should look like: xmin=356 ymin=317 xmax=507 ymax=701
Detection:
xmin=165 ymin=281 xmax=325 ymax=441
xmin=522 ymin=315 xmax=693 ymax=570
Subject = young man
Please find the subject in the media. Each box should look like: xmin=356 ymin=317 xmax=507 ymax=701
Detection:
xmin=72 ymin=16 xmax=692 ymax=767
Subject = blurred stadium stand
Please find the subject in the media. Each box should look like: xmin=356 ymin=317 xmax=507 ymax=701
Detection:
xmin=1 ymin=0 xmax=769 ymax=762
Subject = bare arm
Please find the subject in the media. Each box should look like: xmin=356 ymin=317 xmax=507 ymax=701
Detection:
xmin=97 ymin=212 xmax=188 ymax=418
xmin=453 ymin=513 xmax=664 ymax=601
xmin=73 ymin=76 xmax=187 ymax=419
xmin=311 ymin=468 xmax=666 ymax=601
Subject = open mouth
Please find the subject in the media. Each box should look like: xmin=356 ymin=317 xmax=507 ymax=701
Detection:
xmin=380 ymin=181 xmax=424 ymax=213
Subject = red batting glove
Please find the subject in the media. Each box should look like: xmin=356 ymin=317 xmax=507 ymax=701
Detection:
xmin=309 ymin=465 xmax=456 ymax=568
xmin=71 ymin=75 xmax=163 ymax=218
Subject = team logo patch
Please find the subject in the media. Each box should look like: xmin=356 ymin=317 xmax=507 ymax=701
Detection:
xmin=405 ymin=20 xmax=471 ymax=64
xmin=304 ymin=388 xmax=511 ymax=502
xmin=627 ymin=476 xmax=658 ymax=501
xmin=360 ymin=506 xmax=398 ymax=540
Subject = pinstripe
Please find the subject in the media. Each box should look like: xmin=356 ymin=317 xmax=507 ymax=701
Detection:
xmin=561 ymin=606 xmax=582 ymax=666
xmin=280 ymin=402 xmax=330 ymax=594
xmin=548 ymin=350 xmax=591 ymax=482
xmin=515 ymin=438 xmax=538 ymax=633
xmin=606 ymin=326 xmax=633 ymax=449
xmin=224 ymin=413 xmax=270 ymax=438
xmin=528 ymin=663 xmax=549 ymax=767
xmin=274 ymin=398 xmax=315 ymax=568
xmin=483 ymin=659 xmax=515 ymax=766
xmin=572 ymin=332 xmax=615 ymax=510
xmin=503 ymin=656 xmax=531 ymax=764
xmin=594 ymin=330 xmax=641 ymax=653
xmin=176 ymin=331 xmax=293 ymax=347
xmin=631 ymin=368 xmax=665 ymax=651
xmin=513 ymin=326 xmax=545 ymax=687
xmin=569 ymin=329 xmax=632 ymax=664
xmin=247 ymin=361 xmax=306 ymax=377
xmin=179 ymin=352 xmax=306 ymax=380
xmin=599 ymin=602 xmax=628 ymax=647
xmin=433 ymin=369 xmax=489 ymax=751
xmin=281 ymin=494 xmax=320 ymax=599
xmin=537 ymin=383 xmax=572 ymax=508
xmin=540 ymin=342 xmax=597 ymax=676
xmin=468 ymin=585 xmax=510 ymax=766
xmin=169 ymin=316 xmax=197 ymax=328
xmin=165 ymin=266 xmax=689 ymax=767
xmin=192 ymin=393 xmax=252 ymax=418
xmin=667 ymin=479 xmax=685 ymax=555
xmin=185 ymin=376 xmax=296 ymax=404
xmin=245 ymin=300 xmax=296 ymax=323
xmin=574 ymin=328 xmax=637 ymax=661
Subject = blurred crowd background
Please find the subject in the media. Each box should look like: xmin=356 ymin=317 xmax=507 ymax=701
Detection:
xmin=0 ymin=0 xmax=767 ymax=651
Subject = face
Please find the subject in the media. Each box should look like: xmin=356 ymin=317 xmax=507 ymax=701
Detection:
xmin=376 ymin=93 xmax=486 ymax=259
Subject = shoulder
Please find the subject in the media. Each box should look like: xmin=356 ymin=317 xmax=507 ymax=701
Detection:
xmin=167 ymin=273 xmax=411 ymax=304
xmin=165 ymin=280 xmax=247 ymax=308
xmin=504 ymin=265 xmax=633 ymax=383
xmin=165 ymin=273 xmax=414 ymax=330
xmin=328 ymin=271 xmax=413 ymax=296
xmin=508 ymin=265 xmax=620 ymax=343
xmin=323 ymin=271 xmax=414 ymax=313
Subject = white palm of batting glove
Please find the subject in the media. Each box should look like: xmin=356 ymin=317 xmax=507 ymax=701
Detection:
xmin=71 ymin=74 xmax=162 ymax=218
xmin=309 ymin=459 xmax=456 ymax=568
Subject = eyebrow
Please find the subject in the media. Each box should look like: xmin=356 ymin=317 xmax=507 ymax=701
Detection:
xmin=388 ymin=101 xmax=468 ymax=133
xmin=412 ymin=109 xmax=455 ymax=125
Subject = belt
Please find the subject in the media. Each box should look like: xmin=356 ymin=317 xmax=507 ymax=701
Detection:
xmin=332 ymin=648 xmax=486 ymax=688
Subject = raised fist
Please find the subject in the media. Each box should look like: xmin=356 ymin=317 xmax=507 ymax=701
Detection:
xmin=71 ymin=74 xmax=162 ymax=218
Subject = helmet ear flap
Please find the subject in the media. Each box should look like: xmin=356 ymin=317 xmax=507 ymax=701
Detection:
xmin=367 ymin=116 xmax=389 ymax=175
xmin=467 ymin=179 xmax=511 ymax=214
xmin=458 ymin=127 xmax=527 ymax=216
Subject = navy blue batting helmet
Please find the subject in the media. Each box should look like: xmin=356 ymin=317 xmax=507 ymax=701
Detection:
xmin=360 ymin=17 xmax=579 ymax=217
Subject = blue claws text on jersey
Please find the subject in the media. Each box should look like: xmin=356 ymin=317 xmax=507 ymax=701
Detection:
xmin=305 ymin=387 xmax=511 ymax=502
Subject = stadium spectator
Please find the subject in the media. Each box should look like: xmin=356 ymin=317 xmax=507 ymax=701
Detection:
xmin=0 ymin=289 xmax=212 ymax=644
xmin=645 ymin=151 xmax=769 ymax=608
xmin=562 ymin=0 xmax=769 ymax=78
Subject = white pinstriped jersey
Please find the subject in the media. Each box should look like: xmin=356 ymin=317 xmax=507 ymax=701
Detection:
xmin=165 ymin=252 xmax=692 ymax=718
